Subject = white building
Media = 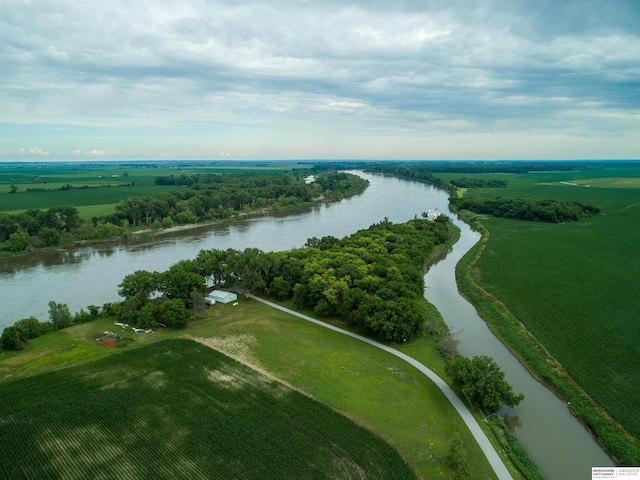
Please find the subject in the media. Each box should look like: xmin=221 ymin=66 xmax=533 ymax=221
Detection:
xmin=207 ymin=290 xmax=238 ymax=304
xmin=426 ymin=209 xmax=441 ymax=221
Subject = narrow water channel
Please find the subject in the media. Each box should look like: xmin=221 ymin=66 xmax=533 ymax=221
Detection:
xmin=424 ymin=211 xmax=614 ymax=479
xmin=0 ymin=171 xmax=613 ymax=478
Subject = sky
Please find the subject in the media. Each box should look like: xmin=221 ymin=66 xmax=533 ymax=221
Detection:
xmin=1 ymin=0 xmax=639 ymax=161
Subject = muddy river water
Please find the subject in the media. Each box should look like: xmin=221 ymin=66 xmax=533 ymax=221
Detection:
xmin=0 ymin=171 xmax=613 ymax=478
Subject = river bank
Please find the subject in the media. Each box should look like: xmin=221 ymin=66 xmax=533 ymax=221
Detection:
xmin=0 ymin=194 xmax=353 ymax=260
xmin=454 ymin=215 xmax=639 ymax=466
xmin=0 ymin=171 xmax=615 ymax=478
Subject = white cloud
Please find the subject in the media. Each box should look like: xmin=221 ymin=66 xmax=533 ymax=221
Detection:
xmin=0 ymin=0 xmax=638 ymax=160
xmin=18 ymin=146 xmax=49 ymax=156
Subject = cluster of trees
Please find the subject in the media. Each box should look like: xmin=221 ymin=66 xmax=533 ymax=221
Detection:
xmin=370 ymin=161 xmax=597 ymax=174
xmin=451 ymin=197 xmax=600 ymax=223
xmin=113 ymin=172 xmax=367 ymax=228
xmin=277 ymin=217 xmax=451 ymax=342
xmin=115 ymin=266 xmax=204 ymax=328
xmin=292 ymin=160 xmax=603 ymax=175
xmin=0 ymin=301 xmax=99 ymax=351
xmin=0 ymin=206 xmax=86 ymax=251
xmin=445 ymin=355 xmax=524 ymax=414
xmin=0 ymin=294 xmax=193 ymax=352
xmin=449 ymin=178 xmax=507 ymax=188
xmin=114 ymin=247 xmax=280 ymax=329
xmin=116 ymin=216 xmax=451 ymax=343
xmin=0 ymin=171 xmax=368 ymax=253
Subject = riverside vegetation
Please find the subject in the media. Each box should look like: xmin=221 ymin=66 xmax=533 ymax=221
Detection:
xmin=0 ymin=216 xmax=526 ymax=479
xmin=369 ymin=161 xmax=640 ymax=465
xmin=0 ymin=163 xmax=367 ymax=254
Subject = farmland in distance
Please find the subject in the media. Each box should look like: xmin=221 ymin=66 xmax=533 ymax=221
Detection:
xmin=0 ymin=161 xmax=301 ymax=216
xmin=442 ymin=165 xmax=640 ymax=449
xmin=0 ymin=338 xmax=417 ymax=480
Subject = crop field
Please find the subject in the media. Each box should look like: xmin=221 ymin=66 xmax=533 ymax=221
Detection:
xmin=0 ymin=300 xmax=505 ymax=479
xmin=0 ymin=162 xmax=305 ymax=215
xmin=0 ymin=338 xmax=418 ymax=480
xmin=0 ymin=185 xmax=185 ymax=214
xmin=450 ymin=165 xmax=640 ymax=442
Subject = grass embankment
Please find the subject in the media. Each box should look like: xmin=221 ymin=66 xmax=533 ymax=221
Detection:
xmin=449 ymin=167 xmax=640 ymax=465
xmin=1 ymin=299 xmax=518 ymax=479
xmin=0 ymin=338 xmax=418 ymax=480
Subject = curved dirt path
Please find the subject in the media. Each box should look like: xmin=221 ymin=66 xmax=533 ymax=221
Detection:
xmin=244 ymin=293 xmax=514 ymax=480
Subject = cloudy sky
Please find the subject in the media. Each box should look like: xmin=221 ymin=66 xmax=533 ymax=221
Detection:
xmin=1 ymin=0 xmax=639 ymax=161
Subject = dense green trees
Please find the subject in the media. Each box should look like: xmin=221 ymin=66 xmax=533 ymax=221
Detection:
xmin=0 ymin=326 xmax=23 ymax=351
xmin=116 ymin=264 xmax=205 ymax=327
xmin=180 ymin=216 xmax=451 ymax=342
xmin=0 ymin=171 xmax=368 ymax=253
xmin=0 ymin=207 xmax=125 ymax=252
xmin=445 ymin=355 xmax=524 ymax=414
xmin=265 ymin=216 xmax=452 ymax=342
xmin=118 ymin=270 xmax=162 ymax=305
xmin=3 ymin=214 xmax=449 ymax=350
xmin=160 ymin=263 xmax=207 ymax=304
xmin=449 ymin=178 xmax=507 ymax=188
xmin=451 ymin=197 xmax=599 ymax=223
xmin=0 ymin=308 xmax=100 ymax=351
xmin=111 ymin=216 xmax=451 ymax=343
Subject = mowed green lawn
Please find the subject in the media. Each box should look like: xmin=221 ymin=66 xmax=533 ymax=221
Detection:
xmin=0 ymin=299 xmax=505 ymax=479
xmin=0 ymin=338 xmax=418 ymax=480
xmin=450 ymin=167 xmax=640 ymax=440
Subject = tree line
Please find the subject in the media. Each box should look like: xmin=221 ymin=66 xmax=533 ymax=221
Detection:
xmin=1 ymin=301 xmax=102 ymax=351
xmin=112 ymin=215 xmax=451 ymax=342
xmin=2 ymin=213 xmax=525 ymax=422
xmin=450 ymin=197 xmax=600 ymax=223
xmin=449 ymin=178 xmax=507 ymax=188
xmin=3 ymin=216 xmax=451 ymax=349
xmin=0 ymin=171 xmax=368 ymax=253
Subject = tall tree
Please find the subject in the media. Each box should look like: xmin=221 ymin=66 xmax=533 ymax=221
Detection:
xmin=159 ymin=299 xmax=190 ymax=328
xmin=48 ymin=301 xmax=73 ymax=330
xmin=160 ymin=264 xmax=206 ymax=304
xmin=118 ymin=270 xmax=161 ymax=305
xmin=445 ymin=355 xmax=524 ymax=414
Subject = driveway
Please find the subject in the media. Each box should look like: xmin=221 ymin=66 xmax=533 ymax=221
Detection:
xmin=243 ymin=292 xmax=514 ymax=480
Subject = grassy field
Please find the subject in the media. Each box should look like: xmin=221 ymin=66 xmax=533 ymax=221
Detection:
xmin=0 ymin=162 xmax=306 ymax=216
xmin=444 ymin=165 xmax=640 ymax=459
xmin=0 ymin=338 xmax=419 ymax=480
xmin=0 ymin=185 xmax=186 ymax=213
xmin=0 ymin=298 xmax=516 ymax=479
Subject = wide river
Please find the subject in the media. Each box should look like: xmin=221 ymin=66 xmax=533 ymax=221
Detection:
xmin=0 ymin=171 xmax=612 ymax=478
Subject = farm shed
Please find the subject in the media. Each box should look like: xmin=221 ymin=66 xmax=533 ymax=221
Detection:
xmin=208 ymin=290 xmax=238 ymax=304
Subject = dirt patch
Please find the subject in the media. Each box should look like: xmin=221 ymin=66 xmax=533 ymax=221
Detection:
xmin=98 ymin=337 xmax=117 ymax=348
xmin=191 ymin=334 xmax=260 ymax=367
xmin=186 ymin=335 xmax=314 ymax=399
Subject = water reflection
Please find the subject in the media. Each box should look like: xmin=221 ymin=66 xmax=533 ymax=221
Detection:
xmin=503 ymin=414 xmax=523 ymax=431
xmin=0 ymin=170 xmax=614 ymax=479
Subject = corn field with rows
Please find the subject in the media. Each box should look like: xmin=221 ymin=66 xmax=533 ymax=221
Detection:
xmin=0 ymin=339 xmax=416 ymax=479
